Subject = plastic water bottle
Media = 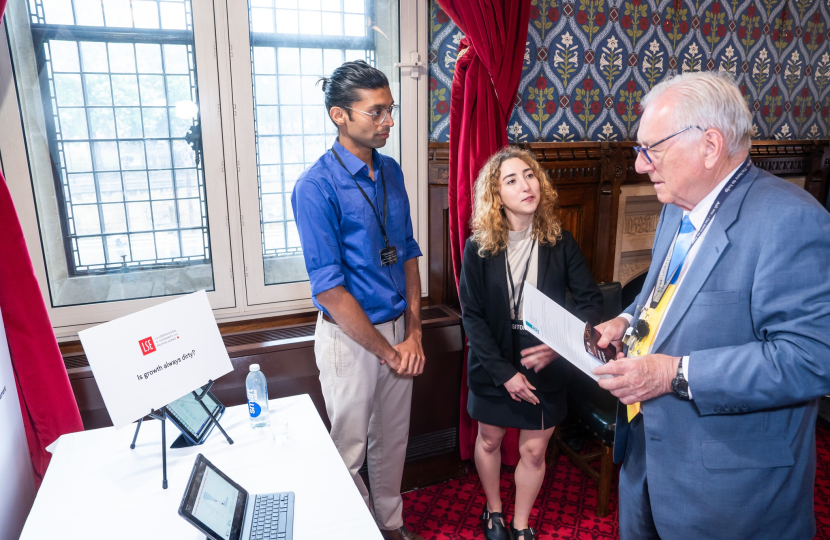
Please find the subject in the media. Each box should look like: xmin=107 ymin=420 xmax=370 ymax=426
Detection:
xmin=246 ymin=364 xmax=270 ymax=429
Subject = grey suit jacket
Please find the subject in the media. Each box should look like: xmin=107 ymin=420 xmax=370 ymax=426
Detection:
xmin=614 ymin=164 xmax=830 ymax=539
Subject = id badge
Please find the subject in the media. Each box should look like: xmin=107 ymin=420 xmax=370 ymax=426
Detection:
xmin=380 ymin=245 xmax=398 ymax=267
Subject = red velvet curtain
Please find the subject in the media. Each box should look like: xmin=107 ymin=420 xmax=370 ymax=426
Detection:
xmin=436 ymin=0 xmax=531 ymax=464
xmin=0 ymin=0 xmax=85 ymax=485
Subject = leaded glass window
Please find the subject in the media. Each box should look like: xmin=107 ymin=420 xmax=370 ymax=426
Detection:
xmin=247 ymin=0 xmax=400 ymax=287
xmin=28 ymin=0 xmax=210 ymax=273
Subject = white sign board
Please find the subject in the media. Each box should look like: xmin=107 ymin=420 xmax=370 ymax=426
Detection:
xmin=79 ymin=290 xmax=233 ymax=429
xmin=0 ymin=309 xmax=36 ymax=540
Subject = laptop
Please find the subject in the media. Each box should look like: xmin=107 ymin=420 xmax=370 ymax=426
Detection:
xmin=179 ymin=454 xmax=295 ymax=540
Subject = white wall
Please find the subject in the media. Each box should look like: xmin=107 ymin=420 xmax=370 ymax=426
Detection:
xmin=0 ymin=309 xmax=36 ymax=540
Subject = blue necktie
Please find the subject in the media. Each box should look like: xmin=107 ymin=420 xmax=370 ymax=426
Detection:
xmin=667 ymin=215 xmax=696 ymax=285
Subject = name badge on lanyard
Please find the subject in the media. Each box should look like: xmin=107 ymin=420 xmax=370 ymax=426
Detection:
xmin=380 ymin=245 xmax=398 ymax=267
xmin=331 ymin=147 xmax=398 ymax=268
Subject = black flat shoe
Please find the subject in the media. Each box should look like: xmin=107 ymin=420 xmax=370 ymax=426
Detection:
xmin=479 ymin=508 xmax=510 ymax=540
xmin=509 ymin=521 xmax=537 ymax=540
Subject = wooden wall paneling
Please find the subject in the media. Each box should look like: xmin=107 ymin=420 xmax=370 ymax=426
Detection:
xmin=427 ymin=183 xmax=448 ymax=306
xmin=409 ymin=323 xmax=463 ymax=438
xmin=218 ymin=341 xmax=328 ymax=427
xmin=808 ymin=143 xmax=829 ymax=205
xmin=427 ymin=143 xmax=458 ymax=307
xmin=554 ymin=182 xmax=595 ymax=272
xmin=64 ymin=307 xmax=464 ymax=464
xmin=540 ymin=156 xmax=601 ymax=281
xmin=593 ymin=144 xmax=629 ymax=283
xmin=69 ymin=374 xmax=113 ymax=429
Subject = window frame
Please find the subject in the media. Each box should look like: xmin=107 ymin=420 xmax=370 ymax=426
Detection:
xmin=0 ymin=0 xmax=237 ymax=336
xmin=30 ymin=26 xmax=212 ymax=276
xmin=222 ymin=0 xmax=427 ymax=312
xmin=0 ymin=0 xmax=429 ymax=337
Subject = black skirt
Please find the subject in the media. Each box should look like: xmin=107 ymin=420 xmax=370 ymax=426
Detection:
xmin=467 ymin=387 xmax=566 ymax=431
xmin=467 ymin=322 xmax=568 ymax=431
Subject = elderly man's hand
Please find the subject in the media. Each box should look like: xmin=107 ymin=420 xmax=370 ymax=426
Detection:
xmin=595 ymin=316 xmax=629 ymax=359
xmin=593 ymin=354 xmax=680 ymax=404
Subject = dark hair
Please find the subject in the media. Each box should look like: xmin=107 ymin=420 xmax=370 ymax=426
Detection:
xmin=318 ymin=60 xmax=389 ymax=125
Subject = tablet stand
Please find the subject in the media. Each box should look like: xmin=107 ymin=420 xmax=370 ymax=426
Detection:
xmin=128 ymin=380 xmax=233 ymax=489
xmin=129 ymin=408 xmax=170 ymax=489
xmin=171 ymin=380 xmax=234 ymax=448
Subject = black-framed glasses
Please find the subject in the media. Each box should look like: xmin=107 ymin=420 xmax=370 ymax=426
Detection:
xmin=344 ymin=104 xmax=399 ymax=125
xmin=633 ymin=126 xmax=706 ymax=164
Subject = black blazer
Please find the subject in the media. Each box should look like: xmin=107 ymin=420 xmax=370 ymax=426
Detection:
xmin=459 ymin=230 xmax=603 ymax=397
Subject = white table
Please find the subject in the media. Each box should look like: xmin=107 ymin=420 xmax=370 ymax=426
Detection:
xmin=20 ymin=395 xmax=382 ymax=539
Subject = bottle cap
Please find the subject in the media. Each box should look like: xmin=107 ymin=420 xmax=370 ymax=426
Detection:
xmin=249 ymin=364 xmax=260 ymax=372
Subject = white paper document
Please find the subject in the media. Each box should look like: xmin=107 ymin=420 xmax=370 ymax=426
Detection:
xmin=522 ymin=282 xmax=610 ymax=381
xmin=79 ymin=290 xmax=233 ymax=429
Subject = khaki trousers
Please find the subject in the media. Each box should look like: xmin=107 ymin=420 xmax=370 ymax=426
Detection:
xmin=314 ymin=312 xmax=413 ymax=530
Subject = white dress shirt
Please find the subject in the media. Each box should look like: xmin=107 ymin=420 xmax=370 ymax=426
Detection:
xmin=621 ymin=163 xmax=743 ymax=398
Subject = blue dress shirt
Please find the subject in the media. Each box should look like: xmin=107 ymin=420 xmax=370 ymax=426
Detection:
xmin=291 ymin=140 xmax=422 ymax=324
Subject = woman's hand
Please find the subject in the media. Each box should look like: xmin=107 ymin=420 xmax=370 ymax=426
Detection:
xmin=520 ymin=344 xmax=560 ymax=373
xmin=503 ymin=373 xmax=539 ymax=404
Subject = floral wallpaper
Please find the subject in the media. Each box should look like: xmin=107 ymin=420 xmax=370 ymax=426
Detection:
xmin=428 ymin=0 xmax=830 ymax=143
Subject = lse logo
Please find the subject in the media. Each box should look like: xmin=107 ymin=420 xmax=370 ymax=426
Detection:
xmin=139 ymin=337 xmax=156 ymax=356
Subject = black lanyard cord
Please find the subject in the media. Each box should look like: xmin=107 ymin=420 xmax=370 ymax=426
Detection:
xmin=506 ymin=241 xmax=536 ymax=321
xmin=331 ymin=147 xmax=390 ymax=248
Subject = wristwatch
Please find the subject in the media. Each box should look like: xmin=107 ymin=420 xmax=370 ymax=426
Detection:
xmin=671 ymin=356 xmax=690 ymax=400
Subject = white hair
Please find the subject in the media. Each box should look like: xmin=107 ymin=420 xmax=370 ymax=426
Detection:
xmin=640 ymin=71 xmax=752 ymax=156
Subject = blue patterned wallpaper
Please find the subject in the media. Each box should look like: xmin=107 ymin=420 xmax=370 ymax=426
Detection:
xmin=429 ymin=0 xmax=830 ymax=143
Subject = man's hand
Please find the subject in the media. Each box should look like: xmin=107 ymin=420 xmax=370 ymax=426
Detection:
xmin=504 ymin=373 xmax=539 ymax=404
xmin=593 ymin=354 xmax=680 ymax=404
xmin=596 ymin=316 xmax=629 ymax=359
xmin=520 ymin=344 xmax=560 ymax=373
xmin=392 ymin=335 xmax=425 ymax=376
xmin=381 ymin=348 xmax=403 ymax=372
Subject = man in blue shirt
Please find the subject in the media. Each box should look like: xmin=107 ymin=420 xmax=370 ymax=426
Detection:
xmin=291 ymin=61 xmax=424 ymax=540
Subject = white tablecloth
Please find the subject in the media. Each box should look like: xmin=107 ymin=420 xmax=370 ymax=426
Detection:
xmin=21 ymin=394 xmax=382 ymax=539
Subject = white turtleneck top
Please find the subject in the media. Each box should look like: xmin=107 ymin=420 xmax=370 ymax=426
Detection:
xmin=505 ymin=225 xmax=539 ymax=319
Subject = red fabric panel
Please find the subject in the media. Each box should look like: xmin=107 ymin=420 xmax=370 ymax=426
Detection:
xmin=0 ymin=171 xmax=84 ymax=486
xmin=436 ymin=0 xmax=530 ymax=465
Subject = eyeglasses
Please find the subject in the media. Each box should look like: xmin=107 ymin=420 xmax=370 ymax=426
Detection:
xmin=343 ymin=104 xmax=399 ymax=125
xmin=632 ymin=126 xmax=705 ymax=164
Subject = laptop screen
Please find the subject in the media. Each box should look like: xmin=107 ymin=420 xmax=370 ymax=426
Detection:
xmin=180 ymin=455 xmax=248 ymax=540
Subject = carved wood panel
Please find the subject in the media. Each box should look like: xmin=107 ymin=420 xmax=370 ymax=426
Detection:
xmin=555 ymin=183 xmax=597 ymax=271
xmin=558 ymin=206 xmax=582 ymax=244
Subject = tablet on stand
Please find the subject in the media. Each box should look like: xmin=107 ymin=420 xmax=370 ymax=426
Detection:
xmin=166 ymin=384 xmax=226 ymax=447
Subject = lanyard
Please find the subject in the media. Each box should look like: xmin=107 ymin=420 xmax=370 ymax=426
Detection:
xmin=651 ymin=157 xmax=752 ymax=307
xmin=506 ymin=241 xmax=536 ymax=321
xmin=331 ymin=147 xmax=390 ymax=249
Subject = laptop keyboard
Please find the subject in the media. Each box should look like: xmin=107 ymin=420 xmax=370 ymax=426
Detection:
xmin=250 ymin=493 xmax=290 ymax=540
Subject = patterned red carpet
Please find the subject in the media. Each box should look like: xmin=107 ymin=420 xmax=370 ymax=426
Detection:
xmin=402 ymin=425 xmax=830 ymax=539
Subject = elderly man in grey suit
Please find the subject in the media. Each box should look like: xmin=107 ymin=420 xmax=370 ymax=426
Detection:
xmin=593 ymin=71 xmax=830 ymax=539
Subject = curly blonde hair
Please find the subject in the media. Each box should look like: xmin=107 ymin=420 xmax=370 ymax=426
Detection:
xmin=470 ymin=146 xmax=562 ymax=257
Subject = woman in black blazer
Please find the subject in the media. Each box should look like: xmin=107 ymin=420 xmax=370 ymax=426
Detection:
xmin=459 ymin=147 xmax=602 ymax=540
